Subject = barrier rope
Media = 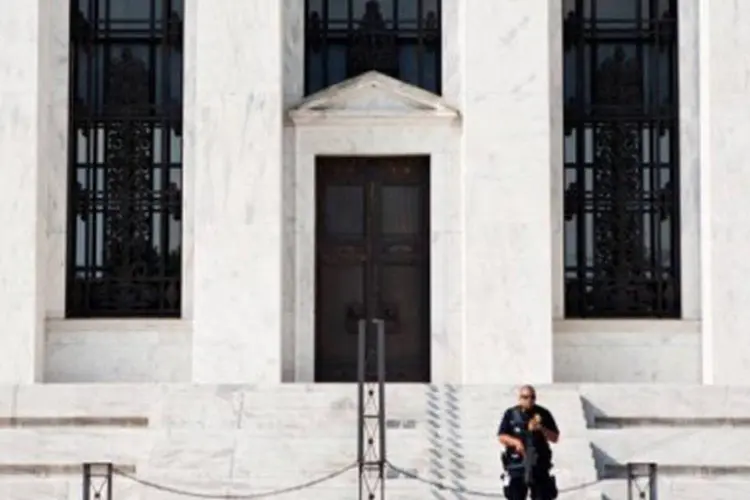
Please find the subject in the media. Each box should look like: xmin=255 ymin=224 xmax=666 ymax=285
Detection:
xmin=112 ymin=461 xmax=357 ymax=499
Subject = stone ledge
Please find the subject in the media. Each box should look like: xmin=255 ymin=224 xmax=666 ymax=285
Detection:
xmin=603 ymin=464 xmax=750 ymax=479
xmin=0 ymin=417 xmax=148 ymax=428
xmin=0 ymin=464 xmax=135 ymax=476
xmin=594 ymin=416 xmax=750 ymax=428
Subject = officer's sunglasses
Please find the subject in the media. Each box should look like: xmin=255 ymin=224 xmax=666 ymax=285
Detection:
xmin=519 ymin=393 xmax=535 ymax=400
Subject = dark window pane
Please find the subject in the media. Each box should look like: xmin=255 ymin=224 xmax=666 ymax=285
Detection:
xmin=67 ymin=0 xmax=184 ymax=317
xmin=381 ymin=185 xmax=421 ymax=235
xmin=563 ymin=0 xmax=679 ymax=318
xmin=304 ymin=0 xmax=442 ymax=94
xmin=324 ymin=185 xmax=365 ymax=236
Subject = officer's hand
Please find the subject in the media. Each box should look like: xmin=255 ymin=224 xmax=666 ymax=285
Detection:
xmin=513 ymin=439 xmax=525 ymax=456
xmin=528 ymin=414 xmax=542 ymax=431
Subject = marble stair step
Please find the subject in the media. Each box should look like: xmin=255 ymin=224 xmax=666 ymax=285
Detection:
xmin=592 ymin=428 xmax=750 ymax=466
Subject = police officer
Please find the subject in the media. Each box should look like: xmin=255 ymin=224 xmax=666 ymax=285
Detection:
xmin=497 ymin=385 xmax=560 ymax=500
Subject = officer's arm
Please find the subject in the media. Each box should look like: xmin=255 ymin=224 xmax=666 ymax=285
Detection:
xmin=540 ymin=426 xmax=559 ymax=443
xmin=498 ymin=433 xmax=523 ymax=448
xmin=497 ymin=410 xmax=523 ymax=450
xmin=540 ymin=410 xmax=560 ymax=443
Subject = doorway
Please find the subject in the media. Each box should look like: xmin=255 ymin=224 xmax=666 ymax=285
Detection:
xmin=315 ymin=156 xmax=430 ymax=382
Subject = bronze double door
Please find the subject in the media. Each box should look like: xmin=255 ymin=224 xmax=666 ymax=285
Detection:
xmin=315 ymin=157 xmax=430 ymax=383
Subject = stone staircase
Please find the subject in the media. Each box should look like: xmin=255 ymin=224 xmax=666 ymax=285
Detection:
xmin=0 ymin=384 xmax=599 ymax=500
xmin=582 ymin=385 xmax=750 ymax=500
xmin=450 ymin=385 xmax=600 ymax=498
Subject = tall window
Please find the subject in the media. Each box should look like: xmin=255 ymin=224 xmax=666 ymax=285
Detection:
xmin=67 ymin=0 xmax=184 ymax=317
xmin=304 ymin=0 xmax=441 ymax=95
xmin=563 ymin=0 xmax=679 ymax=318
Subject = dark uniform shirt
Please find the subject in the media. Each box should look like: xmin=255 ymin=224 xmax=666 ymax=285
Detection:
xmin=497 ymin=404 xmax=559 ymax=467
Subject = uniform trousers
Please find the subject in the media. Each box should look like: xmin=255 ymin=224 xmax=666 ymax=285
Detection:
xmin=503 ymin=468 xmax=557 ymax=500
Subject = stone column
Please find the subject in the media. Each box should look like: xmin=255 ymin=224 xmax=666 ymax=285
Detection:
xmin=699 ymin=0 xmax=750 ymax=384
xmin=190 ymin=0 xmax=284 ymax=383
xmin=0 ymin=1 xmax=47 ymax=383
xmin=461 ymin=0 xmax=559 ymax=383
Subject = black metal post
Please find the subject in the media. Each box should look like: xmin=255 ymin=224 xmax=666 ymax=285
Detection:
xmin=82 ymin=463 xmax=113 ymax=500
xmin=357 ymin=319 xmax=367 ymax=500
xmin=648 ymin=463 xmax=658 ymax=500
xmin=376 ymin=319 xmax=387 ymax=500
xmin=358 ymin=318 xmax=386 ymax=500
xmin=627 ymin=463 xmax=634 ymax=500
xmin=626 ymin=462 xmax=658 ymax=499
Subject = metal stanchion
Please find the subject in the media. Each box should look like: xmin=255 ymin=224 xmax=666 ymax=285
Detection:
xmin=626 ymin=462 xmax=658 ymax=500
xmin=83 ymin=463 xmax=113 ymax=500
xmin=358 ymin=318 xmax=387 ymax=500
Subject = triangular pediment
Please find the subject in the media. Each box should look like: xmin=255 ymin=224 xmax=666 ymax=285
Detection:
xmin=289 ymin=71 xmax=459 ymax=125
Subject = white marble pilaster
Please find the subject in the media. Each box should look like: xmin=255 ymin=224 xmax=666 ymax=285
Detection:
xmin=180 ymin=0 xmax=197 ymax=321
xmin=280 ymin=0 xmax=304 ymax=382
xmin=42 ymin=0 xmax=70 ymax=320
xmin=0 ymin=0 xmax=47 ymax=382
xmin=699 ymin=0 xmax=750 ymax=384
xmin=461 ymin=0 xmax=559 ymax=383
xmin=190 ymin=0 xmax=284 ymax=383
xmin=678 ymin=0 xmax=702 ymax=321
xmin=440 ymin=0 xmax=461 ymax=109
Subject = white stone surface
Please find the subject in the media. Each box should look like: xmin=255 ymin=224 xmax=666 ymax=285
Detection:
xmin=580 ymin=384 xmax=750 ymax=418
xmin=4 ymin=384 xmax=750 ymax=499
xmin=44 ymin=321 xmax=190 ymax=383
xmin=189 ymin=0 xmax=285 ymax=383
xmin=43 ymin=0 xmax=70 ymax=321
xmin=0 ymin=0 xmax=47 ymax=383
xmin=0 ymin=384 xmax=597 ymax=500
xmin=290 ymin=71 xmax=459 ymax=122
xmin=554 ymin=321 xmax=701 ymax=383
xmin=699 ymin=0 xmax=750 ymax=384
xmin=600 ymin=478 xmax=750 ymax=500
xmin=4 ymin=0 xmax=750 ymax=384
xmin=676 ymin=0 xmax=702 ymax=322
xmin=461 ymin=0 xmax=558 ymax=384
xmin=594 ymin=428 xmax=750 ymax=467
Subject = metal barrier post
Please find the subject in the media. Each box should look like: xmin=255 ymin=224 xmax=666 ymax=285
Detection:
xmin=648 ymin=463 xmax=658 ymax=500
xmin=357 ymin=318 xmax=368 ymax=500
xmin=626 ymin=462 xmax=658 ymax=499
xmin=627 ymin=463 xmax=634 ymax=500
xmin=374 ymin=318 xmax=387 ymax=500
xmin=357 ymin=317 xmax=387 ymax=500
xmin=82 ymin=463 xmax=113 ymax=500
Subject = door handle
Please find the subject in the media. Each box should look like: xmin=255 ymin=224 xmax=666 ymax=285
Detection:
xmin=383 ymin=305 xmax=397 ymax=321
xmin=345 ymin=303 xmax=364 ymax=335
xmin=357 ymin=317 xmax=367 ymax=382
xmin=371 ymin=318 xmax=386 ymax=381
xmin=379 ymin=303 xmax=399 ymax=335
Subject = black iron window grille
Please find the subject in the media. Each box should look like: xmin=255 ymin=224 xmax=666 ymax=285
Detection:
xmin=563 ymin=0 xmax=680 ymax=318
xmin=67 ymin=0 xmax=184 ymax=317
xmin=305 ymin=0 xmax=441 ymax=95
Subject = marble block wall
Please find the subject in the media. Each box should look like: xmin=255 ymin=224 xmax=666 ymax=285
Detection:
xmin=44 ymin=320 xmax=191 ymax=383
xmin=1 ymin=0 xmax=748 ymax=384
xmin=189 ymin=0 xmax=285 ymax=383
xmin=460 ymin=0 xmax=557 ymax=383
xmin=699 ymin=0 xmax=750 ymax=384
xmin=554 ymin=320 xmax=702 ymax=383
xmin=0 ymin=0 xmax=49 ymax=383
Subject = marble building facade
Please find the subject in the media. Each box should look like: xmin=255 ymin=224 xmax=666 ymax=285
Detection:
xmin=0 ymin=0 xmax=746 ymax=385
